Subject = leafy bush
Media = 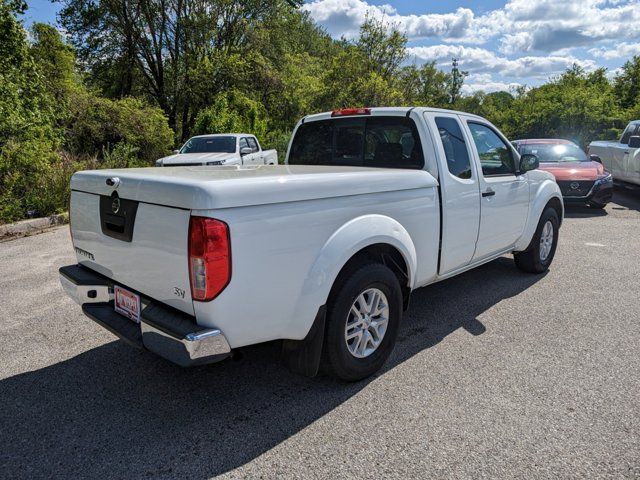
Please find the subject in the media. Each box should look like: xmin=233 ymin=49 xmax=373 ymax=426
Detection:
xmin=193 ymin=90 xmax=269 ymax=143
xmin=0 ymin=139 xmax=61 ymax=222
xmin=101 ymin=142 xmax=150 ymax=169
xmin=264 ymin=130 xmax=291 ymax=163
xmin=65 ymin=94 xmax=173 ymax=162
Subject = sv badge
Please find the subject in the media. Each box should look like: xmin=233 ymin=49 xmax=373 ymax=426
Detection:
xmin=173 ymin=287 xmax=186 ymax=298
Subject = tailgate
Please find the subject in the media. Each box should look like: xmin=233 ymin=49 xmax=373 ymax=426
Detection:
xmin=69 ymin=190 xmax=194 ymax=315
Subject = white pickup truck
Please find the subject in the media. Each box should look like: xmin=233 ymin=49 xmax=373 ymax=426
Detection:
xmin=155 ymin=133 xmax=278 ymax=167
xmin=588 ymin=120 xmax=640 ymax=186
xmin=60 ymin=107 xmax=563 ymax=381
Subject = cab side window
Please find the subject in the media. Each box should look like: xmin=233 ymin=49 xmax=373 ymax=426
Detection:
xmin=239 ymin=137 xmax=249 ymax=151
xmin=435 ymin=117 xmax=472 ymax=179
xmin=247 ymin=137 xmax=259 ymax=153
xmin=467 ymin=122 xmax=515 ymax=176
xmin=620 ymin=124 xmax=638 ymax=145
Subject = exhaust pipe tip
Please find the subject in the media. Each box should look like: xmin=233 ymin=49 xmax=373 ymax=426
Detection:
xmin=230 ymin=350 xmax=244 ymax=362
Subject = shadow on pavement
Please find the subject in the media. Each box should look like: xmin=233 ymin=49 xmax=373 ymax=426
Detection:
xmin=611 ymin=185 xmax=640 ymax=212
xmin=563 ymin=205 xmax=608 ymax=218
xmin=0 ymin=257 xmax=544 ymax=479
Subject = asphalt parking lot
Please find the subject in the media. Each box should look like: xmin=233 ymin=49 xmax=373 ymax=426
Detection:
xmin=1 ymin=188 xmax=639 ymax=479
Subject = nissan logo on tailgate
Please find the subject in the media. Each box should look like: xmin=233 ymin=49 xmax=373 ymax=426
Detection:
xmin=111 ymin=195 xmax=121 ymax=214
xmin=570 ymin=182 xmax=579 ymax=190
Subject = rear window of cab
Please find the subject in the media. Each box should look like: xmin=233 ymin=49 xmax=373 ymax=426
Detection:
xmin=288 ymin=116 xmax=425 ymax=170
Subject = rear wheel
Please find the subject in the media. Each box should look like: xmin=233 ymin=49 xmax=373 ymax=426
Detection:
xmin=589 ymin=202 xmax=607 ymax=209
xmin=324 ymin=263 xmax=402 ymax=381
xmin=514 ymin=207 xmax=559 ymax=274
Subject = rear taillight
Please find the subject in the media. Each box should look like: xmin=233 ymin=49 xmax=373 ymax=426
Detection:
xmin=188 ymin=217 xmax=231 ymax=301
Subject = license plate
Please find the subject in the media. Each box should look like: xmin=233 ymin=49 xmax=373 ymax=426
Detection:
xmin=114 ymin=285 xmax=141 ymax=323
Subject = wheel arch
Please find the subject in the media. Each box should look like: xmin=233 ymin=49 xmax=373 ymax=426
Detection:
xmin=282 ymin=216 xmax=416 ymax=377
xmin=287 ymin=214 xmax=417 ymax=340
xmin=514 ymin=180 xmax=564 ymax=252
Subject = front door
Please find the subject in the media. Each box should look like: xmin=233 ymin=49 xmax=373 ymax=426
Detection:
xmin=464 ymin=119 xmax=530 ymax=260
xmin=246 ymin=137 xmax=263 ymax=164
xmin=424 ymin=112 xmax=481 ymax=274
xmin=627 ymin=149 xmax=640 ymax=184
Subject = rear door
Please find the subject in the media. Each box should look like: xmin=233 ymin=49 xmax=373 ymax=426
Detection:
xmin=424 ymin=112 xmax=481 ymax=274
xmin=463 ymin=118 xmax=529 ymax=260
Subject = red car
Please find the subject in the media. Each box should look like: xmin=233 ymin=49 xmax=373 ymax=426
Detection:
xmin=513 ymin=139 xmax=613 ymax=209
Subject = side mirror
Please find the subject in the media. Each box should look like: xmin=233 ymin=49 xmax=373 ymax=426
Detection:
xmin=519 ymin=153 xmax=539 ymax=173
xmin=628 ymin=136 xmax=640 ymax=148
xmin=590 ymin=154 xmax=602 ymax=164
xmin=173 ymin=149 xmax=180 ymax=154
xmin=240 ymin=147 xmax=253 ymax=156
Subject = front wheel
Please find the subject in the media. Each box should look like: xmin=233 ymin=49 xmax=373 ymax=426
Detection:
xmin=324 ymin=263 xmax=403 ymax=381
xmin=514 ymin=207 xmax=560 ymax=274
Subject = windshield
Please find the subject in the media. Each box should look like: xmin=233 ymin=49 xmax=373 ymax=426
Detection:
xmin=180 ymin=136 xmax=236 ymax=154
xmin=520 ymin=142 xmax=588 ymax=162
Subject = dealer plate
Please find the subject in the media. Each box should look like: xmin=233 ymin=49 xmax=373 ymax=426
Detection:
xmin=114 ymin=285 xmax=141 ymax=323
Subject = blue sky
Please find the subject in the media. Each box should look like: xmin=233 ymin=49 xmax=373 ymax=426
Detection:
xmin=303 ymin=0 xmax=640 ymax=92
xmin=21 ymin=0 xmax=640 ymax=93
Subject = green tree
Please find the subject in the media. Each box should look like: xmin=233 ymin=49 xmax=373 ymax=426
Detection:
xmin=356 ymin=15 xmax=407 ymax=78
xmin=400 ymin=62 xmax=452 ymax=107
xmin=319 ymin=17 xmax=406 ymax=108
xmin=29 ymin=23 xmax=81 ymax=108
xmin=0 ymin=0 xmax=60 ymax=222
xmin=505 ymin=66 xmax=620 ymax=145
xmin=193 ymin=90 xmax=268 ymax=142
xmin=58 ymin=0 xmax=293 ymax=139
xmin=613 ymin=56 xmax=640 ymax=110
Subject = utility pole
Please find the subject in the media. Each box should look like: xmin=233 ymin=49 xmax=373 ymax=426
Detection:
xmin=450 ymin=58 xmax=468 ymax=104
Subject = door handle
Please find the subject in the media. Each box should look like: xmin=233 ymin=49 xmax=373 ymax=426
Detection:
xmin=482 ymin=188 xmax=496 ymax=197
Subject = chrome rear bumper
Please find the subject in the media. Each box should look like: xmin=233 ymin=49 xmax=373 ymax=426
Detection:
xmin=59 ymin=264 xmax=231 ymax=367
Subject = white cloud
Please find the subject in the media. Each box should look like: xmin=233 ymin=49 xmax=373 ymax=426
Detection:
xmin=406 ymin=45 xmax=597 ymax=80
xmin=590 ymin=42 xmax=640 ymax=59
xmin=304 ymin=0 xmax=640 ymax=53
xmin=302 ymin=0 xmax=486 ymax=41
xmin=303 ymin=0 xmax=638 ymax=94
xmin=462 ymin=74 xmax=523 ymax=94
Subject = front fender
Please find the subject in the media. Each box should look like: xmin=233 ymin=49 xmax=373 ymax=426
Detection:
xmin=287 ymin=214 xmax=418 ymax=339
xmin=514 ymin=176 xmax=563 ymax=251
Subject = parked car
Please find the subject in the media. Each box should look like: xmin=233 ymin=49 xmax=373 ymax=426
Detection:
xmin=155 ymin=134 xmax=278 ymax=166
xmin=513 ymin=138 xmax=612 ymax=209
xmin=59 ymin=107 xmax=563 ymax=381
xmin=588 ymin=121 xmax=640 ymax=188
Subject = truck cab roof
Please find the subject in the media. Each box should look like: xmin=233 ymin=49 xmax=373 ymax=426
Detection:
xmin=188 ymin=133 xmax=255 ymax=139
xmin=300 ymin=107 xmax=486 ymax=124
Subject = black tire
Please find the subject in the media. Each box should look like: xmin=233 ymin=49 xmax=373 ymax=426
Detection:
xmin=514 ymin=207 xmax=560 ymax=274
xmin=324 ymin=263 xmax=403 ymax=381
xmin=589 ymin=202 xmax=607 ymax=209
